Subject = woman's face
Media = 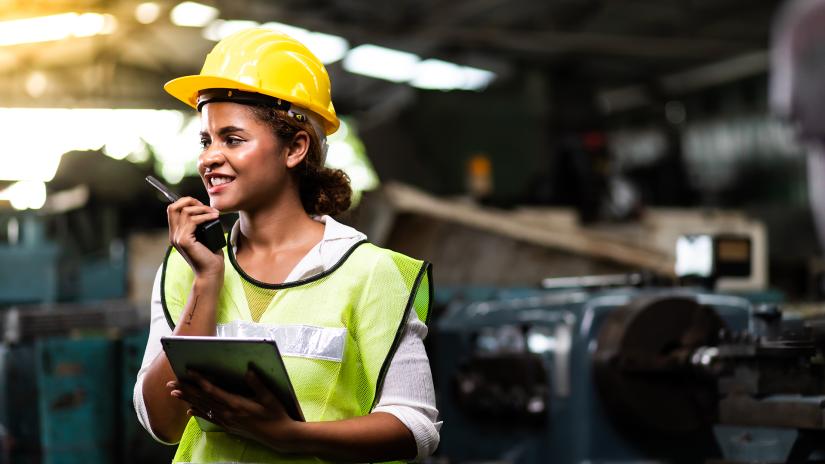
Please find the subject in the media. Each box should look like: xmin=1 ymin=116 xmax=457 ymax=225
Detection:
xmin=197 ymin=102 xmax=288 ymax=212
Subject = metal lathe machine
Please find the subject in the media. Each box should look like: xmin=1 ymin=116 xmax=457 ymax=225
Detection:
xmin=435 ymin=234 xmax=825 ymax=464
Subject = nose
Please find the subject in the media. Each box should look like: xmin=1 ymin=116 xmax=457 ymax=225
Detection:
xmin=198 ymin=145 xmax=225 ymax=173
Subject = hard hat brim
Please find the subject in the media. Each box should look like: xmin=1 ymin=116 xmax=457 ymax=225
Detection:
xmin=164 ymin=74 xmax=340 ymax=135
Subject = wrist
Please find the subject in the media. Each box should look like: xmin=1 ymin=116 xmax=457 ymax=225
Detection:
xmin=260 ymin=419 xmax=309 ymax=455
xmin=193 ymin=272 xmax=223 ymax=290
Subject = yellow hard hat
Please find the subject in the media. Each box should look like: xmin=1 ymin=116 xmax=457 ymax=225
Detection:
xmin=164 ymin=28 xmax=339 ymax=135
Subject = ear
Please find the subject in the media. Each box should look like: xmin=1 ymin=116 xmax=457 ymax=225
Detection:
xmin=285 ymin=131 xmax=310 ymax=169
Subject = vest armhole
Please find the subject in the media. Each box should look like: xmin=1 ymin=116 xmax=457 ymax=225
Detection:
xmin=370 ymin=260 xmax=431 ymax=411
xmin=160 ymin=245 xmax=176 ymax=331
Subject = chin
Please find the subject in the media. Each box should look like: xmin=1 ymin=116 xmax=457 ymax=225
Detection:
xmin=209 ymin=197 xmax=236 ymax=212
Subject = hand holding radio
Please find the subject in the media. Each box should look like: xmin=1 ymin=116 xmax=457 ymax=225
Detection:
xmin=147 ymin=176 xmax=227 ymax=278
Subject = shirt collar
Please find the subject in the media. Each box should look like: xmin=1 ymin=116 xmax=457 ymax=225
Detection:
xmin=228 ymin=214 xmax=366 ymax=251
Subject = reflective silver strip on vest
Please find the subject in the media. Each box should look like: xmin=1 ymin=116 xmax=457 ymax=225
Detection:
xmin=216 ymin=320 xmax=346 ymax=362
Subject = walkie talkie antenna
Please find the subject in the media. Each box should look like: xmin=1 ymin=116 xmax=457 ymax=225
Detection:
xmin=145 ymin=175 xmax=181 ymax=203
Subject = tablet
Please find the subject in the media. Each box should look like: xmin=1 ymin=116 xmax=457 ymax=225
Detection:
xmin=161 ymin=336 xmax=305 ymax=431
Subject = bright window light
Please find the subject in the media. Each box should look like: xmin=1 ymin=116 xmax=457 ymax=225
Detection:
xmin=203 ymin=19 xmax=259 ymax=41
xmin=343 ymin=44 xmax=420 ymax=83
xmin=135 ymin=2 xmax=161 ymax=25
xmin=0 ymin=12 xmax=117 ymax=46
xmin=326 ymin=141 xmax=357 ymax=167
xmin=170 ymin=1 xmax=219 ymax=28
xmin=25 ymin=71 xmax=49 ymax=98
xmin=0 ymin=108 xmax=198 ymax=185
xmin=326 ymin=118 xmax=379 ymax=193
xmin=0 ymin=181 xmax=47 ymax=210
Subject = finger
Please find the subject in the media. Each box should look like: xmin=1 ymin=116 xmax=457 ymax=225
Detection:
xmin=174 ymin=384 xmax=222 ymax=412
xmin=167 ymin=199 xmax=204 ymax=241
xmin=168 ymin=197 xmax=203 ymax=213
xmin=187 ymin=370 xmax=264 ymax=413
xmin=188 ymin=211 xmax=221 ymax=225
xmin=245 ymin=368 xmax=275 ymax=402
xmin=181 ymin=205 xmax=218 ymax=217
xmin=187 ymin=371 xmax=237 ymax=405
xmin=175 ymin=376 xmax=217 ymax=403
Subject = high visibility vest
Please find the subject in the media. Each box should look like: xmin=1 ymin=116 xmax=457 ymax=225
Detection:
xmin=160 ymin=237 xmax=432 ymax=463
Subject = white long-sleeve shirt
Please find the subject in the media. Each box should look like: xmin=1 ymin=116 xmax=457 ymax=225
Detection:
xmin=133 ymin=216 xmax=441 ymax=460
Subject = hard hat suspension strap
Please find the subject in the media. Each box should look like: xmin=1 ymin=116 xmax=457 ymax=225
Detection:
xmin=197 ymin=88 xmax=292 ymax=113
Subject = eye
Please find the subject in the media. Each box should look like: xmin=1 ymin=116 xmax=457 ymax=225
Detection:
xmin=226 ymin=136 xmax=244 ymax=146
xmin=199 ymin=137 xmax=211 ymax=149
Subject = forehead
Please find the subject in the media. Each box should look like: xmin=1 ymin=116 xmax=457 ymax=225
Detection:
xmin=199 ymin=102 xmax=264 ymax=130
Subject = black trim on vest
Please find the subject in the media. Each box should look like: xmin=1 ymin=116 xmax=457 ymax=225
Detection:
xmin=424 ymin=264 xmax=434 ymax=327
xmin=160 ymin=232 xmax=372 ymax=330
xmin=227 ymin=223 xmax=370 ymax=289
xmin=160 ymin=245 xmax=176 ymax=330
xmin=370 ymin=260 xmax=433 ymax=411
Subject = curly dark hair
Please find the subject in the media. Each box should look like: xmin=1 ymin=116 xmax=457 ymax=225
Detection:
xmin=247 ymin=105 xmax=352 ymax=216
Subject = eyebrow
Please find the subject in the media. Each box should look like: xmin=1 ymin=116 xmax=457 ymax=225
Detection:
xmin=199 ymin=126 xmax=247 ymax=138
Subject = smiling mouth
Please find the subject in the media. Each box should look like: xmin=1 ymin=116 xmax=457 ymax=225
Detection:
xmin=209 ymin=176 xmax=234 ymax=187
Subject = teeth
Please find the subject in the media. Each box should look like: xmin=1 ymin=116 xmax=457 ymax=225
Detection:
xmin=210 ymin=177 xmax=233 ymax=186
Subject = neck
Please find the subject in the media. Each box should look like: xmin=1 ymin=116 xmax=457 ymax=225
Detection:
xmin=237 ymin=187 xmax=322 ymax=254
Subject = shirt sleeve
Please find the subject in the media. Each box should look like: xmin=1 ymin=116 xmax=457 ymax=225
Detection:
xmin=133 ymin=265 xmax=178 ymax=445
xmin=372 ymin=309 xmax=442 ymax=461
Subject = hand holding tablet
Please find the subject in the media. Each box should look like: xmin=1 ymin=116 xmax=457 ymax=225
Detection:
xmin=161 ymin=336 xmax=305 ymax=431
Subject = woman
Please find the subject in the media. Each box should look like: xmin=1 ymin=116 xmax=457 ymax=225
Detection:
xmin=133 ymin=28 xmax=440 ymax=463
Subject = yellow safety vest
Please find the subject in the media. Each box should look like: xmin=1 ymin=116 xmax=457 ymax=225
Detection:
xmin=161 ymin=235 xmax=432 ymax=463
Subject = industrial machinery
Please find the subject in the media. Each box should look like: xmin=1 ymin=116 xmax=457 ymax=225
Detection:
xmin=0 ymin=212 xmax=170 ymax=462
xmin=434 ymin=234 xmax=825 ymax=464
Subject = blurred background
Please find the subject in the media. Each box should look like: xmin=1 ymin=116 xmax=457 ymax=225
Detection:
xmin=4 ymin=0 xmax=825 ymax=463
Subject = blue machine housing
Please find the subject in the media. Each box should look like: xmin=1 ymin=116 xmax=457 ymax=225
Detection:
xmin=434 ymin=287 xmax=754 ymax=463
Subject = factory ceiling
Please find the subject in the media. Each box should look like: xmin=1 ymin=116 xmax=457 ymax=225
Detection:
xmin=0 ymin=0 xmax=782 ymax=115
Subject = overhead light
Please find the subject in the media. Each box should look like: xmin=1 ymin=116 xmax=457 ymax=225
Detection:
xmin=458 ymin=66 xmax=496 ymax=91
xmin=74 ymin=12 xmax=117 ymax=37
xmin=410 ymin=59 xmax=466 ymax=90
xmin=203 ymin=19 xmax=259 ymax=41
xmin=170 ymin=1 xmax=219 ymax=28
xmin=260 ymin=21 xmax=309 ymax=39
xmin=0 ymin=12 xmax=117 ymax=46
xmin=412 ymin=61 xmax=496 ymax=91
xmin=0 ymin=181 xmax=48 ymax=211
xmin=302 ymin=32 xmax=348 ymax=64
xmin=135 ymin=2 xmax=161 ymax=25
xmin=260 ymin=22 xmax=349 ymax=64
xmin=343 ymin=44 xmax=420 ymax=83
xmin=342 ymin=45 xmax=495 ymax=91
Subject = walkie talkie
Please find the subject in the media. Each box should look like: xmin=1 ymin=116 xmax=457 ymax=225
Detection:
xmin=145 ymin=175 xmax=227 ymax=253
